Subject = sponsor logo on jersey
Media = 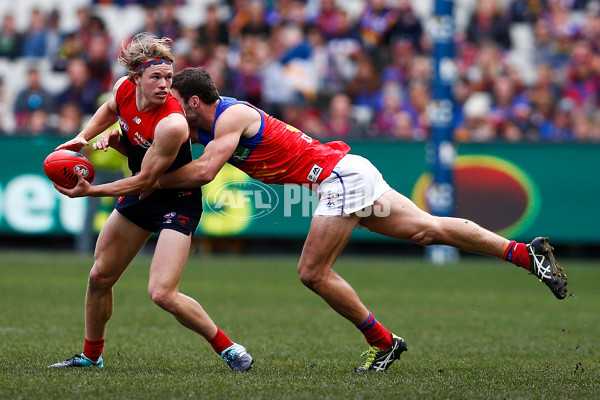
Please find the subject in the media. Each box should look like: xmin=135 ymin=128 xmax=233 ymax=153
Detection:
xmin=307 ymin=164 xmax=323 ymax=183
xmin=133 ymin=116 xmax=142 ymax=124
xmin=133 ymin=132 xmax=151 ymax=149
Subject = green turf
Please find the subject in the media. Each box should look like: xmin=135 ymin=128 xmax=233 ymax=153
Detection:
xmin=0 ymin=250 xmax=598 ymax=399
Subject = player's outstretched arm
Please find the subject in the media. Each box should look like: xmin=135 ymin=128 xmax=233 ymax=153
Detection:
xmin=157 ymin=126 xmax=240 ymax=190
xmin=156 ymin=136 xmax=234 ymax=189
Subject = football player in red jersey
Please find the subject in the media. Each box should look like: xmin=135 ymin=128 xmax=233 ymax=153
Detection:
xmin=49 ymin=37 xmax=252 ymax=371
xmin=93 ymin=67 xmax=567 ymax=372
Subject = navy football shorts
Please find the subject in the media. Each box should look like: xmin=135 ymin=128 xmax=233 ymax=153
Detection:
xmin=115 ymin=188 xmax=202 ymax=235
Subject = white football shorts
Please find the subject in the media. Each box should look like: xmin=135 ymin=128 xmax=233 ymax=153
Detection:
xmin=314 ymin=154 xmax=392 ymax=217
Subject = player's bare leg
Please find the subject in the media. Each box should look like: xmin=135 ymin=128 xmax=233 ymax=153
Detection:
xmin=361 ymin=190 xmax=567 ymax=298
xmin=298 ymin=214 xmax=408 ymax=372
xmin=49 ymin=210 xmax=150 ymax=368
xmin=148 ymin=228 xmax=254 ymax=371
xmin=360 ymin=189 xmax=509 ymax=256
xmin=298 ymin=214 xmax=366 ymax=324
xmin=148 ymin=229 xmax=217 ymax=339
xmin=86 ymin=211 xmax=150 ymax=340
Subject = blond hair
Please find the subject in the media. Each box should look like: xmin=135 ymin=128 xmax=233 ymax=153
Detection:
xmin=118 ymin=33 xmax=174 ymax=82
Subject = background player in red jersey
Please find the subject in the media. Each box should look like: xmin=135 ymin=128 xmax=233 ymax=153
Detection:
xmin=89 ymin=67 xmax=567 ymax=373
xmin=49 ymin=38 xmax=252 ymax=372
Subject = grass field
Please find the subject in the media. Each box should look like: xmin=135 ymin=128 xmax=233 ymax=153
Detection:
xmin=1 ymin=249 xmax=598 ymax=399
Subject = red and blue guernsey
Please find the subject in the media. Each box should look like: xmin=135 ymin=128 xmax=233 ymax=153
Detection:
xmin=116 ymin=79 xmax=192 ymax=175
xmin=196 ymin=97 xmax=351 ymax=185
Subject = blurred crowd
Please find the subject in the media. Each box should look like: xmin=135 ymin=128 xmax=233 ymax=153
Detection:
xmin=1 ymin=0 xmax=600 ymax=142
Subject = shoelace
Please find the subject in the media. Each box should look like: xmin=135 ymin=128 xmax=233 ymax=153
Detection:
xmin=528 ymin=245 xmax=552 ymax=280
xmin=360 ymin=346 xmax=380 ymax=368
